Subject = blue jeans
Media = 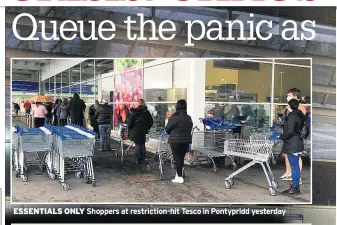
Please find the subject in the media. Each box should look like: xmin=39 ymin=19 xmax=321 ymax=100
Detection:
xmin=288 ymin=153 xmax=301 ymax=187
xmin=99 ymin=124 xmax=111 ymax=150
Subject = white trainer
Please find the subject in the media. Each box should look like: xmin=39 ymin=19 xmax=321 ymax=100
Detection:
xmin=171 ymin=175 xmax=184 ymax=184
xmin=279 ymin=172 xmax=291 ymax=180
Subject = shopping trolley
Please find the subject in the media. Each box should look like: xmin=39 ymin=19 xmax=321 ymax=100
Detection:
xmin=145 ymin=132 xmax=176 ymax=181
xmin=15 ymin=126 xmax=53 ymax=182
xmin=48 ymin=126 xmax=96 ymax=190
xmin=223 ymin=139 xmax=279 ymax=196
xmin=191 ymin=124 xmax=238 ymax=172
xmin=249 ymin=126 xmax=282 ymax=165
xmin=12 ymin=126 xmax=22 ymax=172
xmin=116 ymin=123 xmax=153 ymax=162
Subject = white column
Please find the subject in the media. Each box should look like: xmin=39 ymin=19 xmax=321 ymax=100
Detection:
xmin=187 ymin=59 xmax=206 ymax=131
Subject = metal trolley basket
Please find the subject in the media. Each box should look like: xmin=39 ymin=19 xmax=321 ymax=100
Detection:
xmin=248 ymin=127 xmax=281 ymax=165
xmin=15 ymin=128 xmax=53 ymax=182
xmin=146 ymin=133 xmax=178 ymax=181
xmin=223 ymin=139 xmax=279 ymax=196
xmin=46 ymin=126 xmax=96 ymax=190
xmin=191 ymin=130 xmax=238 ymax=172
xmin=116 ymin=123 xmax=152 ymax=162
xmin=12 ymin=127 xmax=19 ymax=171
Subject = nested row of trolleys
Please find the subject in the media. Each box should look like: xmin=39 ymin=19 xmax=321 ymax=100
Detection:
xmin=12 ymin=124 xmax=310 ymax=195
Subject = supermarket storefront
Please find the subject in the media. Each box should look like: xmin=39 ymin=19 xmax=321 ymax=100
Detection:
xmin=12 ymin=58 xmax=312 ymax=132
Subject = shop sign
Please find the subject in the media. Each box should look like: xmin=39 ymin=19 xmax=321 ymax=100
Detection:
xmin=12 ymin=81 xmax=39 ymax=92
xmin=145 ymin=89 xmax=167 ymax=102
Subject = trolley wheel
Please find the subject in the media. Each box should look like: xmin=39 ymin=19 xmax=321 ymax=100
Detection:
xmin=75 ymin=172 xmax=82 ymax=179
xmin=47 ymin=170 xmax=55 ymax=180
xmin=224 ymin=180 xmax=231 ymax=189
xmin=213 ymin=168 xmax=217 ymax=173
xmin=228 ymin=178 xmax=234 ymax=186
xmin=272 ymin=180 xmax=279 ymax=189
xmin=160 ymin=173 xmax=164 ymax=181
xmin=146 ymin=165 xmax=151 ymax=171
xmin=269 ymin=188 xmax=277 ymax=196
xmin=125 ymin=152 xmax=128 ymax=157
xmin=62 ymin=183 xmax=70 ymax=191
xmin=233 ymin=165 xmax=237 ymax=171
xmin=22 ymin=175 xmax=28 ymax=182
xmin=92 ymin=180 xmax=96 ymax=187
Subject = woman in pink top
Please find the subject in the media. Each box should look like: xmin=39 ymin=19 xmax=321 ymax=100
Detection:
xmin=31 ymin=102 xmax=48 ymax=128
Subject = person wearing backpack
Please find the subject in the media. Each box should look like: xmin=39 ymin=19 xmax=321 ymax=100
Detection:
xmin=279 ymin=88 xmax=307 ymax=184
xmin=280 ymin=99 xmax=306 ymax=195
xmin=95 ymin=98 xmax=113 ymax=151
xmin=128 ymin=99 xmax=153 ymax=164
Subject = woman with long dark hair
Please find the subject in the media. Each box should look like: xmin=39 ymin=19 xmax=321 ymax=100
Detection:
xmin=31 ymin=102 xmax=48 ymax=128
xmin=165 ymin=99 xmax=193 ymax=184
xmin=89 ymin=100 xmax=100 ymax=140
xmin=280 ymin=99 xmax=306 ymax=195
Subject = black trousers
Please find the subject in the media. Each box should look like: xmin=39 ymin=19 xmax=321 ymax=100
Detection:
xmin=34 ymin=118 xmax=45 ymax=128
xmin=53 ymin=115 xmax=59 ymax=126
xmin=170 ymin=143 xmax=189 ymax=177
xmin=72 ymin=119 xmax=83 ymax=126
xmin=59 ymin=119 xmax=67 ymax=126
xmin=135 ymin=142 xmax=146 ymax=162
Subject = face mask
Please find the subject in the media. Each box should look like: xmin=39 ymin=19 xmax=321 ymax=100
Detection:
xmin=286 ymin=96 xmax=292 ymax=102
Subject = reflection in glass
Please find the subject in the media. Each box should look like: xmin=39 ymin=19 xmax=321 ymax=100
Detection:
xmin=205 ymin=59 xmax=272 ymax=103
xmin=273 ymin=63 xmax=311 ymax=103
xmin=205 ymin=103 xmax=270 ymax=128
xmin=147 ymin=103 xmax=176 ymax=132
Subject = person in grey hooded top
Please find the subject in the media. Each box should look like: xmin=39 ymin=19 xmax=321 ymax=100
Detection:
xmin=59 ymin=98 xmax=69 ymax=126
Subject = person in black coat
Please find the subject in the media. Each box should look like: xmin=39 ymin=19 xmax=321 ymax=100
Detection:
xmin=165 ymin=99 xmax=193 ymax=184
xmin=45 ymin=103 xmax=53 ymax=124
xmin=68 ymin=93 xmax=86 ymax=126
xmin=280 ymin=99 xmax=306 ymax=195
xmin=128 ymin=99 xmax=153 ymax=164
xmin=89 ymin=100 xmax=100 ymax=141
xmin=95 ymin=98 xmax=113 ymax=151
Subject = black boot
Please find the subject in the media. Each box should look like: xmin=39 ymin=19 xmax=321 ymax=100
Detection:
xmin=282 ymin=185 xmax=300 ymax=195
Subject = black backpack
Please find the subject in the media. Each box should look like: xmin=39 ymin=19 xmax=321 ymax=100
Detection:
xmin=301 ymin=116 xmax=310 ymax=139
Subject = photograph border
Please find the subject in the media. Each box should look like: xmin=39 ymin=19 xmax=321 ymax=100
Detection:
xmin=10 ymin=57 xmax=313 ymax=205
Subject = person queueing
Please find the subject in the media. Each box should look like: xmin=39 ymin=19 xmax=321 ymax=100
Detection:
xmin=31 ymin=102 xmax=48 ymax=128
xmin=279 ymin=88 xmax=306 ymax=184
xmin=280 ymin=99 xmax=306 ymax=195
xmin=165 ymin=99 xmax=193 ymax=184
xmin=128 ymin=99 xmax=153 ymax=164
xmin=95 ymin=98 xmax=113 ymax=151
xmin=89 ymin=100 xmax=100 ymax=141
xmin=68 ymin=93 xmax=86 ymax=126
xmin=23 ymin=100 xmax=31 ymax=115
xmin=53 ymin=99 xmax=62 ymax=126
xmin=59 ymin=98 xmax=69 ymax=126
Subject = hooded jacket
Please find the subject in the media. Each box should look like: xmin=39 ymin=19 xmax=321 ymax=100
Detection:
xmin=68 ymin=94 xmax=86 ymax=122
xmin=280 ymin=110 xmax=306 ymax=154
xmin=127 ymin=105 xmax=153 ymax=143
xmin=165 ymin=109 xmax=193 ymax=144
xmin=60 ymin=101 xmax=69 ymax=119
xmin=95 ymin=103 xmax=113 ymax=125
